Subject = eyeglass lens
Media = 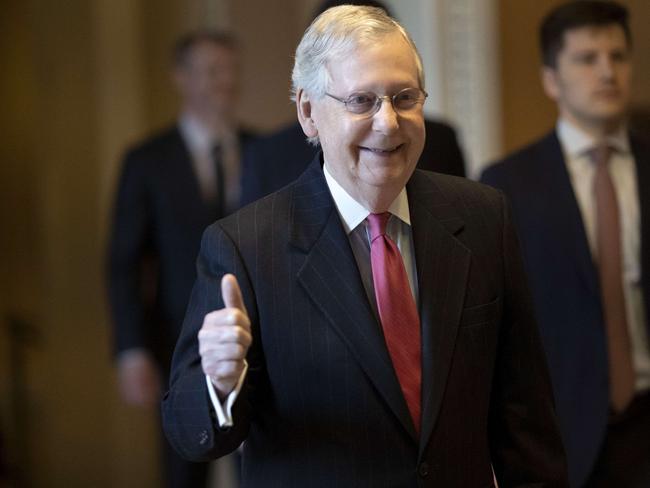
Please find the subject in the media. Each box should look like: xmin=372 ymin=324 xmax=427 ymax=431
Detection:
xmin=346 ymin=88 xmax=425 ymax=115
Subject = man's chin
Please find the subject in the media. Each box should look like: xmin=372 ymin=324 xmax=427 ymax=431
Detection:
xmin=591 ymin=102 xmax=628 ymax=120
xmin=360 ymin=166 xmax=414 ymax=189
xmin=597 ymin=111 xmax=627 ymax=129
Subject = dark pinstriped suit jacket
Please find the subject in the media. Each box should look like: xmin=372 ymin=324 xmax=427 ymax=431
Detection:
xmin=162 ymin=156 xmax=568 ymax=487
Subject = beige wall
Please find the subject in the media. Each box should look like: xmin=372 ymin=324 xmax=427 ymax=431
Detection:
xmin=626 ymin=0 xmax=650 ymax=108
xmin=1 ymin=0 xmax=118 ymax=485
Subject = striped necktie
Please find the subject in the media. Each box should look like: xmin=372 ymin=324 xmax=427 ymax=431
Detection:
xmin=367 ymin=212 xmax=421 ymax=432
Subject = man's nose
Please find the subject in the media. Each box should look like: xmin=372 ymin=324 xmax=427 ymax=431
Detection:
xmin=598 ymin=55 xmax=616 ymax=79
xmin=372 ymin=97 xmax=399 ymax=133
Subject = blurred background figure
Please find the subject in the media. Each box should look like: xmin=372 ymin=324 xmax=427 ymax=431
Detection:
xmin=107 ymin=30 xmax=253 ymax=488
xmin=481 ymin=2 xmax=650 ymax=487
xmin=239 ymin=0 xmax=466 ymax=207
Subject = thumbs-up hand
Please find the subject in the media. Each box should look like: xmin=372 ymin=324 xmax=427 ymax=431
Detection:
xmin=198 ymin=274 xmax=252 ymax=398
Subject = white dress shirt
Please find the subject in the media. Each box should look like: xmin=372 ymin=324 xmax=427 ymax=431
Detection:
xmin=323 ymin=164 xmax=419 ymax=306
xmin=558 ymin=118 xmax=650 ymax=391
xmin=178 ymin=113 xmax=241 ymax=212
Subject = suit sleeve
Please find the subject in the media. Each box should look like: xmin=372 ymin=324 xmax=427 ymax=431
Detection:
xmin=107 ymin=151 xmax=155 ymax=356
xmin=488 ymin=192 xmax=569 ymax=487
xmin=162 ymin=222 xmax=260 ymax=461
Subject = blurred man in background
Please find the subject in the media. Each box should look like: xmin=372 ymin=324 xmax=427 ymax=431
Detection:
xmin=482 ymin=2 xmax=650 ymax=486
xmin=108 ymin=30 xmax=253 ymax=488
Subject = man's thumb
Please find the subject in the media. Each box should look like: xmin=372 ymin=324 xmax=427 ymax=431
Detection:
xmin=221 ymin=274 xmax=246 ymax=312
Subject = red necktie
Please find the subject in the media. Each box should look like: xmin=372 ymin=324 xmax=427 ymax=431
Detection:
xmin=367 ymin=212 xmax=421 ymax=432
xmin=591 ymin=145 xmax=635 ymax=412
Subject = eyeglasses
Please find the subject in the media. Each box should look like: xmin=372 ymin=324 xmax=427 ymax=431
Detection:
xmin=325 ymin=87 xmax=428 ymax=117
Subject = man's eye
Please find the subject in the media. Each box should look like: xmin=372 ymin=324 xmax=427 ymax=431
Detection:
xmin=395 ymin=91 xmax=417 ymax=103
xmin=575 ymin=53 xmax=596 ymax=64
xmin=611 ymin=50 xmax=629 ymax=63
xmin=348 ymin=94 xmax=375 ymax=105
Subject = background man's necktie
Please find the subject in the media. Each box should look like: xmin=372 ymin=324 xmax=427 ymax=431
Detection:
xmin=591 ymin=145 xmax=635 ymax=412
xmin=212 ymin=143 xmax=225 ymax=218
xmin=367 ymin=212 xmax=421 ymax=432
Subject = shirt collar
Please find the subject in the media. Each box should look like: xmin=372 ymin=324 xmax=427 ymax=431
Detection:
xmin=323 ymin=163 xmax=411 ymax=234
xmin=178 ymin=113 xmax=215 ymax=153
xmin=557 ymin=117 xmax=630 ymax=158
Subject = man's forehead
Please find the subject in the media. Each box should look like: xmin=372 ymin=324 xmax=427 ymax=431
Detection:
xmin=186 ymin=41 xmax=234 ymax=61
xmin=326 ymin=34 xmax=415 ymax=69
xmin=561 ymin=24 xmax=628 ymax=49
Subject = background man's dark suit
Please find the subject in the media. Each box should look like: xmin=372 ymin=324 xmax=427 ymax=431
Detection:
xmin=109 ymin=125 xmax=253 ymax=366
xmin=163 ymin=157 xmax=567 ymax=487
xmin=240 ymin=119 xmax=465 ymax=206
xmin=108 ymin=124 xmax=253 ymax=485
xmin=480 ymin=130 xmax=650 ymax=487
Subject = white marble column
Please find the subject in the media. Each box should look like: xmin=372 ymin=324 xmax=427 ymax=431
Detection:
xmin=389 ymin=0 xmax=502 ymax=178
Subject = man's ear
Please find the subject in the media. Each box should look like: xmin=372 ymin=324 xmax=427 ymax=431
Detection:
xmin=541 ymin=66 xmax=560 ymax=102
xmin=296 ymin=89 xmax=319 ymax=138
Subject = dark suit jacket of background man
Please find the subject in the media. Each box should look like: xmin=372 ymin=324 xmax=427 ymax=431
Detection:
xmin=480 ymin=130 xmax=650 ymax=487
xmin=163 ymin=156 xmax=568 ymax=487
xmin=239 ymin=119 xmax=466 ymax=206
xmin=108 ymin=123 xmax=254 ymax=371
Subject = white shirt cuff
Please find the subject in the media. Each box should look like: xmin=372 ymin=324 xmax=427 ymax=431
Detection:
xmin=205 ymin=360 xmax=248 ymax=428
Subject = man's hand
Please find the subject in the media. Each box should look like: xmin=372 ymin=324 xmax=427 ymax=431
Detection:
xmin=117 ymin=349 xmax=162 ymax=408
xmin=198 ymin=274 xmax=252 ymax=398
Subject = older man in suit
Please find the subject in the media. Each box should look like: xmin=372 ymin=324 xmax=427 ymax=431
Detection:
xmin=239 ymin=0 xmax=465 ymax=207
xmin=481 ymin=2 xmax=650 ymax=487
xmin=108 ymin=30 xmax=253 ymax=487
xmin=163 ymin=6 xmax=568 ymax=486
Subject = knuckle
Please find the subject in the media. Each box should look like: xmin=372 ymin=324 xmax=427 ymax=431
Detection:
xmin=241 ymin=330 xmax=253 ymax=346
xmin=234 ymin=327 xmax=248 ymax=342
xmin=201 ymin=358 xmax=213 ymax=375
xmin=202 ymin=311 xmax=218 ymax=325
xmin=226 ymin=309 xmax=249 ymax=325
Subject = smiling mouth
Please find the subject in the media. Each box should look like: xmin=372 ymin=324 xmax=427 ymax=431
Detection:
xmin=360 ymin=144 xmax=403 ymax=154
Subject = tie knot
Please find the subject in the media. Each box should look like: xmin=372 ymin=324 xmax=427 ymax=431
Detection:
xmin=588 ymin=144 xmax=612 ymax=167
xmin=367 ymin=212 xmax=391 ymax=241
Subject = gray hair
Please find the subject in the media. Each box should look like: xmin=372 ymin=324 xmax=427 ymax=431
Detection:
xmin=291 ymin=5 xmax=425 ymax=115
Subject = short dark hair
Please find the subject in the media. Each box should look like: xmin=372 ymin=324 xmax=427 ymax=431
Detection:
xmin=173 ymin=30 xmax=237 ymax=67
xmin=540 ymin=0 xmax=631 ymax=68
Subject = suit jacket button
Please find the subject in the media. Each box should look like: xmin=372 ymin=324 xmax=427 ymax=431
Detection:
xmin=198 ymin=430 xmax=208 ymax=445
xmin=418 ymin=462 xmax=429 ymax=478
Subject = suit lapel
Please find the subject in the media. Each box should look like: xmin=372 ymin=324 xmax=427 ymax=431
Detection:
xmin=540 ymin=132 xmax=600 ymax=298
xmin=406 ymin=172 xmax=471 ymax=453
xmin=292 ymin=156 xmax=418 ymax=440
xmin=165 ymin=126 xmax=215 ymax=222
